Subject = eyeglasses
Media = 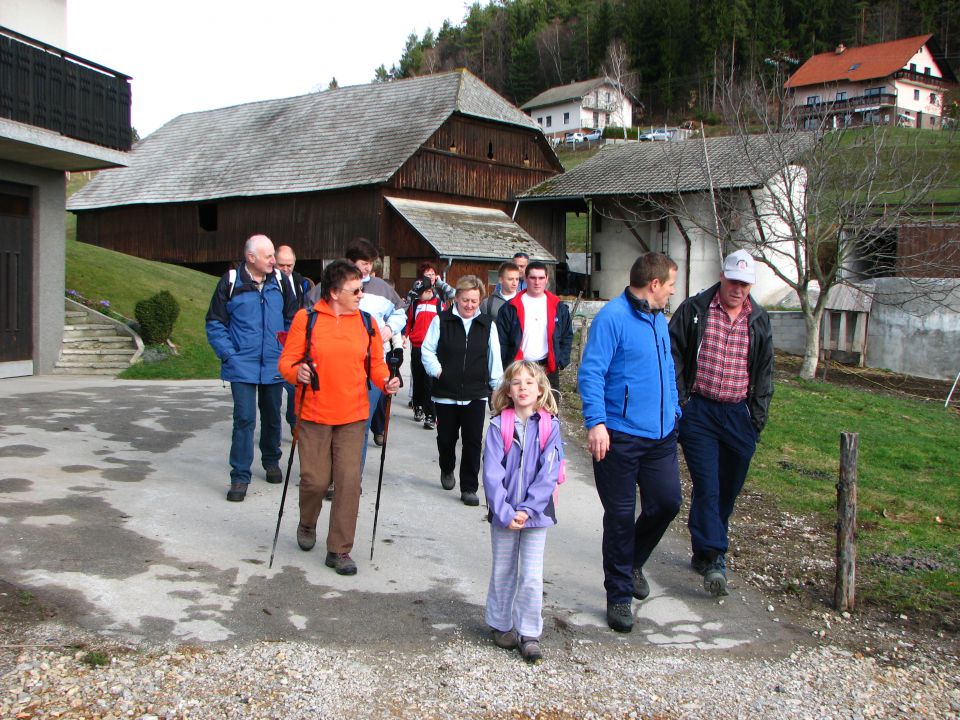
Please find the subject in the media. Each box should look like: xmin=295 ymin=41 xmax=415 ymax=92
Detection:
xmin=342 ymin=287 xmax=363 ymax=296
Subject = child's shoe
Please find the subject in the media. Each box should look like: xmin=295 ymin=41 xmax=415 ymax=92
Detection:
xmin=491 ymin=628 xmax=518 ymax=649
xmin=519 ymin=636 xmax=543 ymax=664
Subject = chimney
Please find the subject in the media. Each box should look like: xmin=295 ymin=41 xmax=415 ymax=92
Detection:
xmin=835 ymin=43 xmax=847 ymax=55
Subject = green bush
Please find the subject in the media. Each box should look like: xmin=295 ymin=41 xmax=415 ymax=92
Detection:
xmin=603 ymin=125 xmax=639 ymax=140
xmin=134 ymin=290 xmax=180 ymax=345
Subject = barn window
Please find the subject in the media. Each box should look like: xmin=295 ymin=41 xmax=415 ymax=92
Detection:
xmin=198 ymin=203 xmax=218 ymax=231
xmin=487 ymin=142 xmax=495 ymax=160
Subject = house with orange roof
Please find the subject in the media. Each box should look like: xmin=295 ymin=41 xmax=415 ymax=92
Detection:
xmin=785 ymin=34 xmax=956 ymax=129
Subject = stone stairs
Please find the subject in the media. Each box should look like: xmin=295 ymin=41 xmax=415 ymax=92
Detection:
xmin=54 ymin=300 xmax=144 ymax=375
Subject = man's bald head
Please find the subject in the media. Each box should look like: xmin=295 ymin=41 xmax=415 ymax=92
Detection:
xmin=276 ymin=245 xmax=296 ymax=276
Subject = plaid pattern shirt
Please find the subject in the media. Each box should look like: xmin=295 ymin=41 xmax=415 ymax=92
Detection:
xmin=691 ymin=292 xmax=752 ymax=403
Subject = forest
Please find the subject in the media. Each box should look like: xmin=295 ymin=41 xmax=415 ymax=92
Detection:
xmin=372 ymin=0 xmax=960 ymax=122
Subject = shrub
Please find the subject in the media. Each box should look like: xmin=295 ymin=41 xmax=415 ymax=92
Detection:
xmin=603 ymin=125 xmax=639 ymax=140
xmin=135 ymin=290 xmax=180 ymax=345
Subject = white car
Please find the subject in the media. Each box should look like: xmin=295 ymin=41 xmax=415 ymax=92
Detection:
xmin=565 ymin=132 xmax=586 ymax=144
xmin=639 ymin=128 xmax=673 ymax=142
xmin=584 ymin=129 xmax=602 ymax=142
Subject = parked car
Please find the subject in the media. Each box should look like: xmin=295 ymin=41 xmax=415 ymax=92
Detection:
xmin=584 ymin=129 xmax=602 ymax=142
xmin=565 ymin=132 xmax=585 ymax=144
xmin=638 ymin=128 xmax=673 ymax=141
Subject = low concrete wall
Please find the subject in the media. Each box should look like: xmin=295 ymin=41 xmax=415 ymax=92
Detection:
xmin=769 ymin=311 xmax=807 ymax=356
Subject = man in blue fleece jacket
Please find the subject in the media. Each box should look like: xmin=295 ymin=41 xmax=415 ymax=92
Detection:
xmin=578 ymin=252 xmax=681 ymax=634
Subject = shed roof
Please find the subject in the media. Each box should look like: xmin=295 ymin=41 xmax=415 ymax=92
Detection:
xmin=385 ymin=197 xmax=556 ymax=263
xmin=68 ymin=70 xmax=542 ymax=211
xmin=520 ymin=134 xmax=814 ymax=199
xmin=520 ymin=78 xmax=611 ymax=111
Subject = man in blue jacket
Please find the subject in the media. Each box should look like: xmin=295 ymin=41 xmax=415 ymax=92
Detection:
xmin=578 ymin=252 xmax=681 ymax=633
xmin=206 ymin=234 xmax=298 ymax=503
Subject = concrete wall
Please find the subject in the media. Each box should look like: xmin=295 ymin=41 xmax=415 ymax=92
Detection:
xmin=768 ymin=311 xmax=808 ymax=356
xmin=0 ymin=160 xmax=66 ymax=376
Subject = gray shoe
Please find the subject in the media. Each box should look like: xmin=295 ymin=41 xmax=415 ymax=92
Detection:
xmin=491 ymin=628 xmax=518 ymax=650
xmin=460 ymin=491 xmax=479 ymax=506
xmin=703 ymin=554 xmax=729 ymax=597
xmin=632 ymin=567 xmax=650 ymax=600
xmin=691 ymin=553 xmax=710 ymax=576
xmin=606 ymin=602 xmax=633 ymax=633
xmin=440 ymin=471 xmax=456 ymax=491
xmin=226 ymin=483 xmax=247 ymax=502
xmin=519 ymin=636 xmax=543 ymax=664
xmin=325 ymin=551 xmax=357 ymax=576
xmin=265 ymin=466 xmax=283 ymax=484
xmin=296 ymin=524 xmax=316 ymax=551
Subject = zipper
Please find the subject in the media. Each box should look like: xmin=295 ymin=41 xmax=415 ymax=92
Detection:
xmin=654 ymin=322 xmax=664 ymax=438
xmin=515 ymin=420 xmax=525 ymax=507
xmin=622 ymin=385 xmax=629 ymax=417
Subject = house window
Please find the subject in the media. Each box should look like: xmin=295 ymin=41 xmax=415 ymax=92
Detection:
xmin=563 ymin=111 xmax=569 ymax=124
xmin=865 ymin=87 xmax=883 ymax=96
xmin=592 ymin=111 xmax=598 ymax=126
xmin=198 ymin=203 xmax=218 ymax=232
xmin=605 ymin=91 xmax=610 ymax=103
xmin=605 ymin=113 xmax=611 ymax=123
xmin=930 ymin=93 xmax=937 ymax=105
xmin=546 ymin=115 xmax=552 ymax=127
xmin=836 ymin=91 xmax=847 ymax=101
xmin=924 ymin=66 xmax=931 ymax=75
xmin=487 ymin=141 xmax=494 ymax=160
xmin=914 ymin=89 xmax=921 ymax=101
xmin=910 ymin=62 xmax=917 ymax=72
xmin=536 ymin=117 xmax=543 ymax=125
xmin=806 ymin=95 xmax=820 ymax=105
xmin=488 ymin=269 xmax=499 ymax=286
xmin=848 ymin=63 xmax=860 ymax=71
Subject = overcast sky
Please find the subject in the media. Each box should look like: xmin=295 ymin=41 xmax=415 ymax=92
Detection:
xmin=67 ymin=0 xmax=471 ymax=137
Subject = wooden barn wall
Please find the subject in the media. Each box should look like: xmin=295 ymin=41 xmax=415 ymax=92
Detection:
xmin=514 ymin=203 xmax=566 ymax=265
xmin=897 ymin=224 xmax=960 ymax=278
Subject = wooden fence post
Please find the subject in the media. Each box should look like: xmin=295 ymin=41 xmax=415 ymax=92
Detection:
xmin=835 ymin=432 xmax=859 ymax=611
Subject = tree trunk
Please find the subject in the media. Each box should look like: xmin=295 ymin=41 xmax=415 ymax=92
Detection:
xmin=799 ymin=307 xmax=822 ymax=380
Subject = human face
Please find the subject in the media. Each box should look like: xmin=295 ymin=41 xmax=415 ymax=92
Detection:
xmin=247 ymin=238 xmax=276 ymax=277
xmin=276 ymin=251 xmax=295 ymax=277
xmin=514 ymin=256 xmax=529 ymax=275
xmin=525 ymin=268 xmax=548 ymax=298
xmin=649 ymin=268 xmax=678 ymax=310
xmin=330 ymin=277 xmax=363 ymax=315
xmin=455 ymin=289 xmax=481 ymax=319
xmin=354 ymin=258 xmax=374 ymax=279
xmin=422 ymin=268 xmax=438 ymax=284
xmin=718 ymin=274 xmax=752 ymax=314
xmin=501 ymin=270 xmax=521 ymax=295
xmin=508 ymin=367 xmax=540 ymax=414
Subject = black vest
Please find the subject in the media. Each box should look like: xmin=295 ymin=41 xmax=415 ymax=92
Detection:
xmin=433 ymin=310 xmax=493 ymax=401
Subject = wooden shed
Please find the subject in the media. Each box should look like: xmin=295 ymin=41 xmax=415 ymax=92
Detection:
xmin=67 ymin=70 xmax=565 ymax=293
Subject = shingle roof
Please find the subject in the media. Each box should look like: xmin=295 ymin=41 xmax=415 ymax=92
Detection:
xmin=785 ymin=34 xmax=943 ymax=88
xmin=385 ymin=197 xmax=556 ymax=263
xmin=68 ymin=70 xmax=540 ymax=211
xmin=520 ymin=78 xmax=609 ymax=111
xmin=520 ymin=134 xmax=815 ymax=199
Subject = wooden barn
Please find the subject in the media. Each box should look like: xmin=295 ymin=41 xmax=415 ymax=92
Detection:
xmin=67 ymin=70 xmax=565 ymax=294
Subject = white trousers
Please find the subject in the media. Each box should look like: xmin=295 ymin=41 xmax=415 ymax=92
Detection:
xmin=484 ymin=523 xmax=548 ymax=638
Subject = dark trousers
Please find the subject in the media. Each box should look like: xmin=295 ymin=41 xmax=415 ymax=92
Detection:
xmin=410 ymin=346 xmax=434 ymax=417
xmin=593 ymin=428 xmax=680 ymax=603
xmin=284 ymin=381 xmax=297 ymax=433
xmin=435 ymin=399 xmax=486 ymax=493
xmin=680 ymin=394 xmax=757 ymax=558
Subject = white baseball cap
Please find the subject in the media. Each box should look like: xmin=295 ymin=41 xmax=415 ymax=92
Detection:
xmin=722 ymin=249 xmax=756 ymax=284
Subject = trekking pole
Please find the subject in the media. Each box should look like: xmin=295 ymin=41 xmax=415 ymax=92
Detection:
xmin=370 ymin=351 xmax=403 ymax=560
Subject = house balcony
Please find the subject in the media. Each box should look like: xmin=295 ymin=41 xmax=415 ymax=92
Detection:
xmin=0 ymin=25 xmax=132 ymax=152
xmin=794 ymin=92 xmax=899 ymax=118
xmin=892 ymin=69 xmax=953 ymax=91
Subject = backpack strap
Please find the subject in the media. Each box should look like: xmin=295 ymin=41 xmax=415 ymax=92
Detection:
xmin=360 ymin=310 xmax=375 ymax=390
xmin=500 ymin=407 xmax=515 ymax=454
xmin=537 ymin=410 xmax=553 ymax=453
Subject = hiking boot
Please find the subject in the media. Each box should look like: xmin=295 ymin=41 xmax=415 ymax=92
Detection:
xmin=226 ymin=483 xmax=247 ymax=502
xmin=632 ymin=567 xmax=650 ymax=600
xmin=703 ymin=554 xmax=729 ymax=597
xmin=491 ymin=628 xmax=519 ymax=650
xmin=265 ymin=466 xmax=283 ymax=484
xmin=440 ymin=471 xmax=456 ymax=491
xmin=460 ymin=491 xmax=479 ymax=506
xmin=606 ymin=602 xmax=633 ymax=633
xmin=519 ymin=636 xmax=543 ymax=664
xmin=296 ymin=524 xmax=316 ymax=551
xmin=691 ymin=553 xmax=710 ymax=576
xmin=423 ymin=416 xmax=436 ymax=430
xmin=325 ymin=551 xmax=358 ymax=576
xmin=413 ymin=408 xmax=425 ymax=422
xmin=373 ymin=433 xmax=384 ymax=446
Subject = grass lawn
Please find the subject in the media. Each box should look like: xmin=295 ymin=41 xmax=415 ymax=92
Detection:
xmin=754 ymin=375 xmax=960 ymax=619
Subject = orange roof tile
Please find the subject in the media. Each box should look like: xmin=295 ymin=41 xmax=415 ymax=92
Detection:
xmin=785 ymin=34 xmax=935 ymax=88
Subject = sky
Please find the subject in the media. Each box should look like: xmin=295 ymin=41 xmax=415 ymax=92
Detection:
xmin=67 ymin=0 xmax=472 ymax=137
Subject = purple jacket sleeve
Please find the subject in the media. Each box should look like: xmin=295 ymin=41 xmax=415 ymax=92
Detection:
xmin=482 ymin=418 xmax=518 ymax=528
xmin=516 ymin=416 xmax=561 ymax=522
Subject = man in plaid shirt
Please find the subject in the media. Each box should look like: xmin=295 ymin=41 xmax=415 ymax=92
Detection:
xmin=668 ymin=250 xmax=774 ymax=597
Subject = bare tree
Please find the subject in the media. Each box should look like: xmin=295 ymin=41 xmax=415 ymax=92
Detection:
xmin=535 ymin=18 xmax=567 ymax=86
xmin=601 ymin=40 xmax=639 ymax=138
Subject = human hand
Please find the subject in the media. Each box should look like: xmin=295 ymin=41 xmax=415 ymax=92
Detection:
xmin=296 ymin=363 xmax=314 ymax=385
xmin=381 ymin=326 xmax=394 ymax=342
xmin=385 ymin=377 xmax=401 ymax=395
xmin=587 ymin=424 xmax=610 ymax=462
xmin=508 ymin=510 xmax=528 ymax=530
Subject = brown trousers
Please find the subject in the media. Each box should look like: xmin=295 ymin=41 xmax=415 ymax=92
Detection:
xmin=297 ymin=419 xmax=365 ymax=554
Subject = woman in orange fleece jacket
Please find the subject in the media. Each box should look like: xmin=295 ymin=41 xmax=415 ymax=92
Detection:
xmin=279 ymin=259 xmax=400 ymax=576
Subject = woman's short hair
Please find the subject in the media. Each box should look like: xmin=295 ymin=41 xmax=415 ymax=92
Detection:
xmin=629 ymin=252 xmax=678 ymax=288
xmin=454 ymin=274 xmax=486 ymax=299
xmin=418 ymin=261 xmax=439 ymax=275
xmin=490 ymin=360 xmax=559 ymax=416
xmin=345 ymin=238 xmax=379 ymax=263
xmin=321 ymin=259 xmax=362 ymax=301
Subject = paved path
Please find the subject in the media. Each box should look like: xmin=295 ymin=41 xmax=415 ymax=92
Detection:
xmin=0 ymin=375 xmax=804 ymax=655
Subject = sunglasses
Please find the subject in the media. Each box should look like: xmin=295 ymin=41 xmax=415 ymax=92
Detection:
xmin=340 ymin=287 xmax=363 ymax=296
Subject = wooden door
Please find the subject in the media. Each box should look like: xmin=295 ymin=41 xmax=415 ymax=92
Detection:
xmin=0 ymin=183 xmax=33 ymax=364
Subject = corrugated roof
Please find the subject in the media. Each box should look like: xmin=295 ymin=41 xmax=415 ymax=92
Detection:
xmin=520 ymin=134 xmax=815 ymax=198
xmin=68 ymin=70 xmax=541 ymax=211
xmin=520 ymin=78 xmax=608 ymax=111
xmin=785 ymin=34 xmax=935 ymax=88
xmin=385 ymin=197 xmax=556 ymax=263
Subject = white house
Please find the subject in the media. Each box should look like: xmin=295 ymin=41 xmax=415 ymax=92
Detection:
xmin=785 ymin=34 xmax=957 ymax=129
xmin=520 ymin=77 xmax=632 ymax=140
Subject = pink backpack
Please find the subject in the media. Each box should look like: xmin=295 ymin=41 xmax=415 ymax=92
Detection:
xmin=499 ymin=407 xmax=567 ymax=501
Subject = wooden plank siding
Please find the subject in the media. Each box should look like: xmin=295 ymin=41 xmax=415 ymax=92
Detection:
xmin=896 ymin=224 xmax=960 ymax=277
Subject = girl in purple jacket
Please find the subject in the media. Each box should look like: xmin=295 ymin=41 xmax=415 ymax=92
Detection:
xmin=482 ymin=360 xmax=562 ymax=664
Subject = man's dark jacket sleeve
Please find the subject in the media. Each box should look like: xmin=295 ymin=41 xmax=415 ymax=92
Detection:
xmin=496 ymin=302 xmax=520 ymax=368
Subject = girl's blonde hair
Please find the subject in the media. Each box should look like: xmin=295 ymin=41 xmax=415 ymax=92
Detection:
xmin=490 ymin=360 xmax=559 ymax=416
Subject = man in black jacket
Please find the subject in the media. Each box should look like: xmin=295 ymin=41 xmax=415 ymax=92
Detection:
xmin=276 ymin=245 xmax=315 ymax=435
xmin=668 ymin=250 xmax=774 ymax=597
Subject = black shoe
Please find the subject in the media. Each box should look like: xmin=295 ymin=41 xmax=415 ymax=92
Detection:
xmin=519 ymin=636 xmax=543 ymax=664
xmin=325 ymin=484 xmax=334 ymax=501
xmin=265 ymin=466 xmax=283 ymax=484
xmin=423 ymin=416 xmax=436 ymax=430
xmin=460 ymin=491 xmax=479 ymax=506
xmin=373 ymin=433 xmax=384 ymax=446
xmin=325 ymin=551 xmax=357 ymax=576
xmin=606 ymin=602 xmax=633 ymax=633
xmin=632 ymin=567 xmax=650 ymax=600
xmin=296 ymin=524 xmax=316 ymax=551
xmin=703 ymin=554 xmax=728 ymax=597
xmin=413 ymin=408 xmax=425 ymax=422
xmin=226 ymin=483 xmax=247 ymax=502
xmin=440 ymin=472 xmax=456 ymax=491
xmin=691 ymin=553 xmax=710 ymax=576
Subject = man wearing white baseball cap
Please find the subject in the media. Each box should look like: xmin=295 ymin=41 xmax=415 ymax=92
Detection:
xmin=668 ymin=249 xmax=774 ymax=597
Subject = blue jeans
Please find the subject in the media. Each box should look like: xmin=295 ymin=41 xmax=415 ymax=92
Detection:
xmin=680 ymin=395 xmax=757 ymax=557
xmin=359 ymin=383 xmax=382 ymax=479
xmin=229 ymin=382 xmax=283 ymax=485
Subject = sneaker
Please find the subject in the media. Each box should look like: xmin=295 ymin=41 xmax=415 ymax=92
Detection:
xmin=373 ymin=433 xmax=384 ymax=447
xmin=226 ymin=483 xmax=247 ymax=502
xmin=606 ymin=601 xmax=633 ymax=633
xmin=296 ymin=524 xmax=316 ymax=551
xmin=413 ymin=408 xmax=425 ymax=422
xmin=265 ymin=466 xmax=283 ymax=484
xmin=460 ymin=491 xmax=479 ymax=506
xmin=632 ymin=567 xmax=650 ymax=600
xmin=423 ymin=416 xmax=436 ymax=430
xmin=519 ymin=636 xmax=543 ymax=664
xmin=691 ymin=553 xmax=710 ymax=576
xmin=703 ymin=554 xmax=729 ymax=597
xmin=325 ymin=551 xmax=358 ymax=576
xmin=440 ymin=471 xmax=456 ymax=491
xmin=491 ymin=628 xmax=519 ymax=650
